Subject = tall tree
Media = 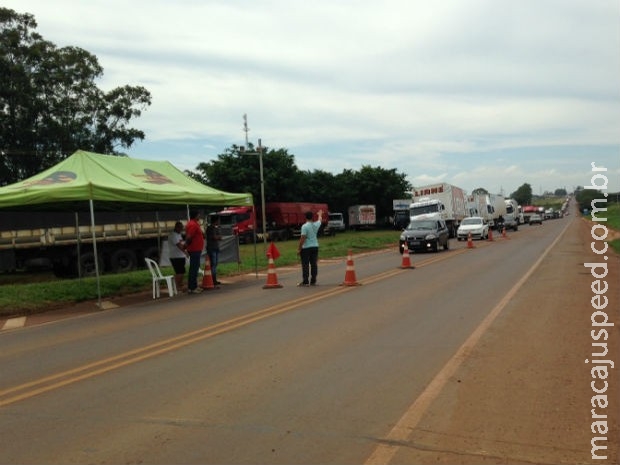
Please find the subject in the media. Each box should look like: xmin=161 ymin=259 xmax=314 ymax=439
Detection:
xmin=0 ymin=8 xmax=151 ymax=185
xmin=190 ymin=147 xmax=411 ymax=222
xmin=192 ymin=144 xmax=303 ymax=204
xmin=351 ymin=165 xmax=411 ymax=223
xmin=511 ymin=183 xmax=533 ymax=206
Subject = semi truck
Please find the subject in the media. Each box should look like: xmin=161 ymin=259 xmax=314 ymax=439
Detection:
xmin=0 ymin=209 xmax=187 ymax=277
xmin=392 ymin=199 xmax=411 ymax=230
xmin=210 ymin=202 xmax=329 ymax=242
xmin=467 ymin=193 xmax=507 ymax=229
xmin=348 ymin=205 xmax=377 ymax=230
xmin=410 ymin=183 xmax=467 ymax=237
xmin=503 ymin=198 xmax=520 ymax=230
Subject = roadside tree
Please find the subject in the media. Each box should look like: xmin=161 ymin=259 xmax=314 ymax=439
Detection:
xmin=0 ymin=8 xmax=151 ymax=185
xmin=511 ymin=183 xmax=533 ymax=206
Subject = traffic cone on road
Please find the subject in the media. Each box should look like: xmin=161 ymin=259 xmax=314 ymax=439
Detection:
xmin=341 ymin=250 xmax=361 ymax=286
xmin=488 ymin=228 xmax=494 ymax=242
xmin=263 ymin=252 xmax=283 ymax=289
xmin=502 ymin=227 xmax=509 ymax=239
xmin=467 ymin=232 xmax=475 ymax=249
xmin=400 ymin=244 xmax=413 ymax=268
xmin=201 ymin=256 xmax=216 ymax=290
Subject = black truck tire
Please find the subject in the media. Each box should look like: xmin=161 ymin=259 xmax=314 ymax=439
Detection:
xmin=109 ymin=248 xmax=137 ymax=273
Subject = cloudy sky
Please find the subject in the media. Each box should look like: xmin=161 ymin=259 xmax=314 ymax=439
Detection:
xmin=5 ymin=0 xmax=620 ymax=195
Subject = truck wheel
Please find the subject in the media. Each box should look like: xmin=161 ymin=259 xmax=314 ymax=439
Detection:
xmin=110 ymin=248 xmax=137 ymax=273
xmin=78 ymin=252 xmax=100 ymax=277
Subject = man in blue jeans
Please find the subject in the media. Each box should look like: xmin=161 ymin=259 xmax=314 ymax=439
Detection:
xmin=205 ymin=216 xmax=222 ymax=285
xmin=297 ymin=209 xmax=324 ymax=286
xmin=185 ymin=210 xmax=205 ymax=293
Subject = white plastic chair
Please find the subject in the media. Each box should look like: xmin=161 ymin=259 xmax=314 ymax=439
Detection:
xmin=145 ymin=258 xmax=177 ymax=299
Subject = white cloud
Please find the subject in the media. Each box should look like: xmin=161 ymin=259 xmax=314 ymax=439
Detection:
xmin=5 ymin=0 xmax=620 ymax=194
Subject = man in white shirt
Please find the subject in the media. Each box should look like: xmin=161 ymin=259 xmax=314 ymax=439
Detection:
xmin=168 ymin=221 xmax=189 ymax=292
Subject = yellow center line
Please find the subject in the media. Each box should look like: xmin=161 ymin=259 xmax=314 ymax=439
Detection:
xmin=0 ymin=249 xmax=465 ymax=408
xmin=0 ymin=282 xmax=357 ymax=407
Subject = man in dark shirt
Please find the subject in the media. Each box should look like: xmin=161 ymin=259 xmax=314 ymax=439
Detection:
xmin=206 ymin=217 xmax=222 ymax=285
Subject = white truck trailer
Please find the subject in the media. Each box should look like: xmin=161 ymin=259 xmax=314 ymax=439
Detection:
xmin=410 ymin=183 xmax=467 ymax=237
xmin=348 ymin=205 xmax=376 ymax=230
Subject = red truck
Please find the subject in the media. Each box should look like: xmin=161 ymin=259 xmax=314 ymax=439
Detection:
xmin=210 ymin=202 xmax=330 ymax=242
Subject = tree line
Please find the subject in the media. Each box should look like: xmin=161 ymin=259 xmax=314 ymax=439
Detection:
xmin=187 ymin=144 xmax=411 ymax=225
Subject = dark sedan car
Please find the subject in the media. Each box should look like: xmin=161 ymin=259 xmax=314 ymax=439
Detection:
xmin=399 ymin=218 xmax=450 ymax=253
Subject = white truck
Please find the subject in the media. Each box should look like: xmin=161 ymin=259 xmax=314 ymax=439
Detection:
xmin=489 ymin=194 xmax=507 ymax=229
xmin=410 ymin=183 xmax=467 ymax=237
xmin=348 ymin=205 xmax=376 ymax=230
xmin=503 ymin=198 xmax=520 ymax=231
xmin=467 ymin=193 xmax=507 ymax=229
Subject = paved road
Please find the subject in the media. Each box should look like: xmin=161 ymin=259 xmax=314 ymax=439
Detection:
xmin=0 ymin=215 xmax=617 ymax=464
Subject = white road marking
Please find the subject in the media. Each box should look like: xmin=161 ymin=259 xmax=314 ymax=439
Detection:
xmin=2 ymin=316 xmax=27 ymax=330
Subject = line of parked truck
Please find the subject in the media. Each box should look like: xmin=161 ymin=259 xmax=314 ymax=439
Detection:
xmin=393 ymin=182 xmax=526 ymax=254
xmin=393 ymin=182 xmax=521 ymax=235
xmin=0 ymin=202 xmax=380 ymax=277
xmin=1 ymin=177 xmax=563 ymax=276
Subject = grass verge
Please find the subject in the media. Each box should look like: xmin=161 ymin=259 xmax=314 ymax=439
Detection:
xmin=0 ymin=230 xmax=400 ymax=317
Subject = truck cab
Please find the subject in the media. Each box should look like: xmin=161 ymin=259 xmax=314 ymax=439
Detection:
xmin=327 ymin=212 xmax=346 ymax=232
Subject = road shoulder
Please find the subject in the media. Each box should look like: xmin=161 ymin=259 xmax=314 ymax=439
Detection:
xmin=391 ymin=217 xmax=619 ymax=464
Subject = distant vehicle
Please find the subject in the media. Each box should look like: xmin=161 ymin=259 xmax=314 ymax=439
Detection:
xmin=457 ymin=217 xmax=489 ymax=241
xmin=327 ymin=212 xmax=346 ymax=232
xmin=529 ymin=214 xmax=543 ymax=225
xmin=399 ymin=218 xmax=450 ymax=254
xmin=467 ymin=193 xmax=506 ymax=229
xmin=348 ymin=205 xmax=376 ymax=230
xmin=210 ymin=202 xmax=329 ymax=242
xmin=392 ymin=199 xmax=411 ymax=230
xmin=503 ymin=198 xmax=520 ymax=231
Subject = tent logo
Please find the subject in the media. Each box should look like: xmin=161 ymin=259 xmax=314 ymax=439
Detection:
xmin=19 ymin=170 xmax=77 ymax=187
xmin=133 ymin=169 xmax=174 ymax=185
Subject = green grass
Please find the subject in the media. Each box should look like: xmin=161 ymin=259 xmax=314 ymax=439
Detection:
xmin=586 ymin=202 xmax=620 ymax=254
xmin=0 ymin=230 xmax=400 ymax=316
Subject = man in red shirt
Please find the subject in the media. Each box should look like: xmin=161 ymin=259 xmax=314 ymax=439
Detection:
xmin=185 ymin=210 xmax=205 ymax=293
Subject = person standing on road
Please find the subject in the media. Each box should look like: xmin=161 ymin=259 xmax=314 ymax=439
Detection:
xmin=168 ymin=221 xmax=189 ymax=292
xmin=297 ymin=209 xmax=323 ymax=286
xmin=185 ymin=210 xmax=205 ymax=294
xmin=205 ymin=216 xmax=222 ymax=285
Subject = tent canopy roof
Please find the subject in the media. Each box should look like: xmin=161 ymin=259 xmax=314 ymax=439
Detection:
xmin=0 ymin=150 xmax=253 ymax=209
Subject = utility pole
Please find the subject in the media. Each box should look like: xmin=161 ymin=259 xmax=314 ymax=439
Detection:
xmin=243 ymin=113 xmax=249 ymax=149
xmin=241 ymin=114 xmax=267 ymax=250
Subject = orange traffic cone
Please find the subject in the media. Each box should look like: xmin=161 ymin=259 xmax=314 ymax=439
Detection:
xmin=401 ymin=244 xmax=413 ymax=268
xmin=263 ymin=253 xmax=283 ymax=289
xmin=341 ymin=250 xmax=361 ymax=286
xmin=467 ymin=232 xmax=475 ymax=249
xmin=201 ymin=256 xmax=216 ymax=290
xmin=502 ymin=227 xmax=509 ymax=239
xmin=488 ymin=228 xmax=494 ymax=242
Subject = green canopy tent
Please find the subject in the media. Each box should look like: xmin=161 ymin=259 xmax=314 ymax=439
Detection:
xmin=0 ymin=150 xmax=253 ymax=305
